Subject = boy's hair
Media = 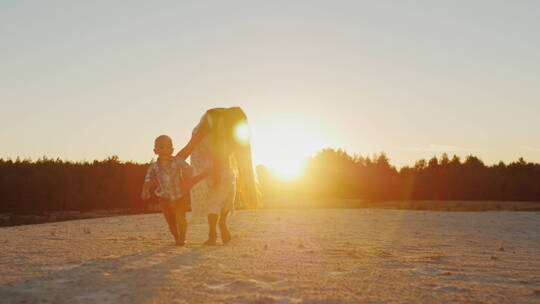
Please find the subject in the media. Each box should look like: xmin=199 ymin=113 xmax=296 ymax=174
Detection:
xmin=155 ymin=135 xmax=173 ymax=147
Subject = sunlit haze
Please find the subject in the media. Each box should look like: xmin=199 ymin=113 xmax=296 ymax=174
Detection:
xmin=1 ymin=1 xmax=539 ymax=171
xmin=251 ymin=117 xmax=326 ymax=179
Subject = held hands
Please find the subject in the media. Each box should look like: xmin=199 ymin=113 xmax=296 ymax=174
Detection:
xmin=180 ymin=177 xmax=200 ymax=196
xmin=181 ymin=179 xmax=194 ymax=196
xmin=141 ymin=189 xmax=151 ymax=200
xmin=180 ymin=168 xmax=216 ymax=195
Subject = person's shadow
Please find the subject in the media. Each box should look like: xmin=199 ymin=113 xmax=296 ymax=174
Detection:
xmin=0 ymin=243 xmax=222 ymax=303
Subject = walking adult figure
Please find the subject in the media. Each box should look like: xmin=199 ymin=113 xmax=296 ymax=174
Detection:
xmin=177 ymin=107 xmax=259 ymax=245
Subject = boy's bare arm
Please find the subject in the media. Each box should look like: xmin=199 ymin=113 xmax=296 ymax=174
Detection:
xmin=191 ymin=170 xmax=210 ymax=186
xmin=183 ymin=165 xmax=193 ymax=181
xmin=181 ymin=169 xmax=211 ymax=195
xmin=141 ymin=181 xmax=153 ymax=200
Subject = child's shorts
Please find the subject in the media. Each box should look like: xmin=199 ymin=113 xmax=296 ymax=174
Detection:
xmin=158 ymin=196 xmax=191 ymax=213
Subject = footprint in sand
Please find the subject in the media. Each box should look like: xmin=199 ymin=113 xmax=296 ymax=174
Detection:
xmin=230 ymin=279 xmax=265 ymax=289
xmin=146 ymin=259 xmax=163 ymax=266
xmin=72 ymin=290 xmax=118 ymax=302
xmin=205 ymin=281 xmax=233 ymax=290
xmin=206 ymin=276 xmax=287 ymax=291
xmin=232 ymin=295 xmax=301 ymax=304
xmin=170 ymin=265 xmax=192 ymax=273
xmin=412 ymin=267 xmax=444 ymax=276
xmin=42 ymin=262 xmax=82 ymax=272
xmin=328 ymin=270 xmax=346 ymax=276
xmin=252 ymin=296 xmax=301 ymax=304
xmin=435 ymin=286 xmax=469 ymax=293
xmin=251 ymin=275 xmax=288 ymax=287
xmin=47 ymin=277 xmax=74 ymax=285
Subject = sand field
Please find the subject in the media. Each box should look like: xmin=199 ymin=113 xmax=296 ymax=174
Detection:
xmin=1 ymin=208 xmax=539 ymax=303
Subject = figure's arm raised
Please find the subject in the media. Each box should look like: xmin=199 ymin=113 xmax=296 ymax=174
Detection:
xmin=176 ymin=119 xmax=208 ymax=159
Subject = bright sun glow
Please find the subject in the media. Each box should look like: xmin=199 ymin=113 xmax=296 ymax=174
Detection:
xmin=234 ymin=121 xmax=251 ymax=146
xmin=251 ymin=119 xmax=325 ymax=180
xmin=272 ymin=156 xmax=307 ymax=180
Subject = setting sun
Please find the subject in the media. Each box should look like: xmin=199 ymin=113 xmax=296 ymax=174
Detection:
xmin=233 ymin=121 xmax=251 ymax=146
xmin=251 ymin=119 xmax=325 ymax=180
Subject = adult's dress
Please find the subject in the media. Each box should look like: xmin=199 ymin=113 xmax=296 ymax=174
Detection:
xmin=185 ymin=107 xmax=258 ymax=217
xmin=190 ymin=121 xmax=235 ymax=217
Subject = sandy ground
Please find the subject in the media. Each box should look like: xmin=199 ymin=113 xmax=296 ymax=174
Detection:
xmin=1 ymin=209 xmax=539 ymax=304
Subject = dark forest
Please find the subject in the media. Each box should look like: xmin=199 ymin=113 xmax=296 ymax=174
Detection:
xmin=1 ymin=149 xmax=539 ymax=215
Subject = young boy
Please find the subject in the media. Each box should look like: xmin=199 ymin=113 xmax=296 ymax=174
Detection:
xmin=141 ymin=135 xmax=207 ymax=246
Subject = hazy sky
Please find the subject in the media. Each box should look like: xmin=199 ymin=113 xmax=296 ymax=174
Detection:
xmin=1 ymin=0 xmax=539 ymax=168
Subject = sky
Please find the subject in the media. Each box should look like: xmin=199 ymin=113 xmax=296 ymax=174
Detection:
xmin=1 ymin=0 xmax=539 ymax=169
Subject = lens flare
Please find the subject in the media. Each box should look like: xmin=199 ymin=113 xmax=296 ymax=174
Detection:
xmin=234 ymin=121 xmax=251 ymax=145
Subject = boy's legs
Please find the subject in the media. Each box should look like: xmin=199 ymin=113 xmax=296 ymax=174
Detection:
xmin=159 ymin=199 xmax=179 ymax=242
xmin=175 ymin=198 xmax=189 ymax=246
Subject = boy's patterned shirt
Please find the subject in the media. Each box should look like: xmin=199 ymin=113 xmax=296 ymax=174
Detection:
xmin=145 ymin=157 xmax=190 ymax=200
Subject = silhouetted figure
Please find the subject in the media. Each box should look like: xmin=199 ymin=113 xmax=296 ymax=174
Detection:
xmin=141 ymin=135 xmax=208 ymax=246
xmin=178 ymin=107 xmax=259 ymax=245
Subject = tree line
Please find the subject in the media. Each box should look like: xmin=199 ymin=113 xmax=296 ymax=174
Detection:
xmin=257 ymin=149 xmax=540 ymax=202
xmin=0 ymin=156 xmax=148 ymax=214
xmin=0 ymin=150 xmax=539 ymax=214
